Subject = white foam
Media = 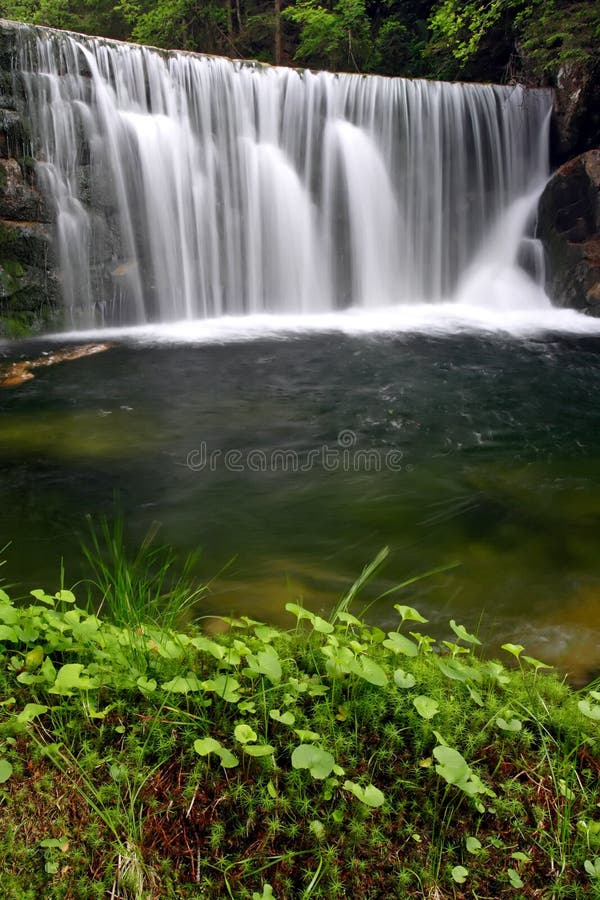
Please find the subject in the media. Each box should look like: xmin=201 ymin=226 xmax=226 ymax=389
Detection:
xmin=47 ymin=301 xmax=600 ymax=346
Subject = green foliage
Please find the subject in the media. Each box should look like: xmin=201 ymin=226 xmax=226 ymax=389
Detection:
xmin=0 ymin=550 xmax=599 ymax=897
xmin=516 ymin=0 xmax=600 ymax=75
xmin=426 ymin=0 xmax=600 ymax=80
xmin=291 ymin=744 xmax=336 ymax=779
xmin=2 ymin=0 xmax=597 ymax=82
xmin=284 ymin=0 xmax=375 ymax=72
xmin=194 ymin=736 xmax=239 ymax=767
xmin=117 ymin=0 xmax=227 ymax=53
xmin=81 ymin=517 xmax=205 ymax=632
xmin=2 ymin=0 xmax=129 ymax=40
xmin=428 ymin=0 xmax=510 ymax=65
xmin=433 ymin=744 xmax=495 ymax=806
xmin=342 ymin=779 xmax=385 ymax=807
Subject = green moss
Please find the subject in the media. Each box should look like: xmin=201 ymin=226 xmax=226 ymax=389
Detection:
xmin=0 ymin=550 xmax=599 ymax=897
xmin=0 ymin=258 xmax=25 ymax=304
xmin=0 ymin=259 xmax=25 ymax=279
xmin=0 ymin=313 xmax=32 ymax=337
xmin=0 ymin=222 xmax=18 ymax=251
xmin=18 ymin=156 xmax=37 ymax=181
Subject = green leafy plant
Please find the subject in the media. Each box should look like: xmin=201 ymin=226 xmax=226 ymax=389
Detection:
xmin=0 ymin=542 xmax=599 ymax=898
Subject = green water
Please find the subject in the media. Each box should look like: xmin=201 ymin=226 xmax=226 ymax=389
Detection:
xmin=2 ymin=330 xmax=600 ymax=680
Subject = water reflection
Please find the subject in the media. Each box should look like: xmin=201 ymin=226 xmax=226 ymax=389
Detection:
xmin=1 ymin=330 xmax=600 ymax=681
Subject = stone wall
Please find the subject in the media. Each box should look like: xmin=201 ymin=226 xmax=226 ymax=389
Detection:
xmin=0 ymin=22 xmax=59 ymax=336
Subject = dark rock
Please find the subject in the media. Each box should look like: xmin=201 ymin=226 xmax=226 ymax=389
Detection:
xmin=552 ymin=59 xmax=600 ymax=165
xmin=0 ymin=71 xmax=16 ymax=108
xmin=0 ymin=106 xmax=28 ymax=158
xmin=0 ymin=21 xmax=59 ymax=328
xmin=0 ymin=214 xmax=58 ymax=330
xmin=0 ymin=217 xmax=54 ymax=269
xmin=537 ymin=150 xmax=600 ymax=314
xmin=0 ymin=157 xmax=50 ymax=220
xmin=0 ymin=20 xmax=18 ymax=73
xmin=0 ymin=253 xmax=61 ymax=338
xmin=0 ymin=258 xmax=59 ymax=305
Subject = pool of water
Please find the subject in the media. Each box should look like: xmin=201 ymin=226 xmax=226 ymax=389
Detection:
xmin=2 ymin=317 xmax=600 ymax=681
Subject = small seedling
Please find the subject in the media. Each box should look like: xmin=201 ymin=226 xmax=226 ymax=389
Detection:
xmin=507 ymin=868 xmax=524 ymax=889
xmin=451 ymin=865 xmax=468 ymax=884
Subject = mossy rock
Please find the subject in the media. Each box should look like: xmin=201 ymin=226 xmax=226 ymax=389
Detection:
xmin=0 ymin=25 xmax=17 ymax=74
xmin=0 ymin=108 xmax=27 ymax=158
xmin=0 ymin=310 xmax=32 ymax=337
xmin=0 ymin=294 xmax=61 ymax=335
xmin=18 ymin=155 xmax=36 ymax=180
xmin=0 ymin=158 xmax=48 ymax=220
xmin=0 ymin=257 xmax=23 ymax=299
xmin=0 ymin=254 xmax=60 ymax=329
xmin=0 ymin=70 xmax=16 ymax=109
xmin=0 ymin=219 xmax=53 ymax=268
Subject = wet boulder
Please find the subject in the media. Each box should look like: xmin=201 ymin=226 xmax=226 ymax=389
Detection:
xmin=537 ymin=149 xmax=600 ymax=315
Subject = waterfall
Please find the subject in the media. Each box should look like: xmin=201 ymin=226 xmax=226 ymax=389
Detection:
xmin=15 ymin=26 xmax=553 ymax=328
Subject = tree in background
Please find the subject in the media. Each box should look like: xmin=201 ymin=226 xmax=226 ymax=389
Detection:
xmin=116 ymin=0 xmax=230 ymax=54
xmin=283 ymin=0 xmax=374 ymax=71
xmin=0 ymin=0 xmax=597 ymax=82
xmin=1 ymin=0 xmax=130 ymax=39
xmin=427 ymin=0 xmax=600 ymax=82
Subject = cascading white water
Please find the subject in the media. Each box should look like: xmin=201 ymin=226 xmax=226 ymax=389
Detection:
xmin=15 ymin=26 xmax=553 ymax=327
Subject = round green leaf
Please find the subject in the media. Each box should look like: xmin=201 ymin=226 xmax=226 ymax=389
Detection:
xmin=579 ymin=700 xmax=600 ymax=721
xmin=466 ymin=836 xmax=482 ymax=854
xmin=351 ymin=655 xmax=388 ymax=686
xmin=243 ymin=744 xmax=275 ymax=757
xmin=449 ymin=619 xmax=480 ymax=645
xmin=0 ymin=625 xmax=19 ymax=643
xmin=25 ymin=646 xmax=44 ymax=671
xmin=291 ymin=744 xmax=335 ymax=780
xmin=497 ymin=716 xmax=522 ymax=733
xmin=383 ymin=631 xmax=418 ymax=657
xmin=507 ymin=869 xmax=524 ymax=889
xmin=452 ymin=865 xmax=468 ymax=884
xmin=234 ymin=724 xmax=258 ymax=744
xmin=394 ymin=668 xmax=416 ymax=689
xmin=313 ymin=616 xmax=334 ymax=634
xmin=194 ymin=737 xmax=221 ymax=756
xmin=393 ymin=605 xmax=428 ymax=624
xmin=216 ymin=747 xmax=239 ymax=768
xmin=413 ymin=695 xmax=439 ymax=719
xmin=343 ymin=780 xmax=385 ymax=808
xmin=269 ymin=709 xmax=295 ymax=726
xmin=309 ymin=820 xmax=325 ymax=840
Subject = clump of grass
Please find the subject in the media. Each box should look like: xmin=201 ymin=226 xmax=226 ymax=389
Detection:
xmin=80 ymin=516 xmax=206 ymax=631
xmin=1 ymin=545 xmax=600 ymax=898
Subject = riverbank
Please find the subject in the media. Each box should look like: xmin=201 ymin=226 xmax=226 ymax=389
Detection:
xmin=1 ymin=549 xmax=600 ymax=898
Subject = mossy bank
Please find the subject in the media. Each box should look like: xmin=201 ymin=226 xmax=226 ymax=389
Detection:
xmin=1 ymin=546 xmax=600 ymax=898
